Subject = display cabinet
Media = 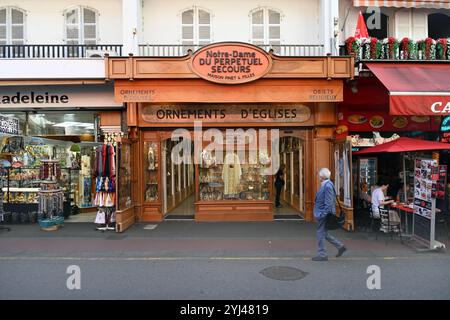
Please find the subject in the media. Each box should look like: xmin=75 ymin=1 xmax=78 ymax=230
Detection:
xmin=1 ymin=167 xmax=40 ymax=214
xmin=141 ymin=131 xmax=162 ymax=221
xmin=144 ymin=141 xmax=159 ymax=203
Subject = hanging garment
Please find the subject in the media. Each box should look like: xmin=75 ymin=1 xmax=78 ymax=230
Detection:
xmin=105 ymin=192 xmax=114 ymax=207
xmin=110 ymin=145 xmax=116 ymax=177
xmin=222 ymin=153 xmax=242 ymax=195
xmin=95 ymin=146 xmax=103 ymax=177
xmin=103 ymin=145 xmax=110 ymax=178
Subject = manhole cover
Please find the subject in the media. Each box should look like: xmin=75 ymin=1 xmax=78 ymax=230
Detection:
xmin=105 ymin=235 xmax=127 ymax=240
xmin=260 ymin=266 xmax=309 ymax=281
xmin=143 ymin=224 xmax=157 ymax=230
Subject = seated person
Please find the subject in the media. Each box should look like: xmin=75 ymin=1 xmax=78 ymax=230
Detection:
xmin=371 ymin=179 xmax=401 ymax=224
xmin=396 ymin=184 xmax=414 ymax=203
xmin=359 ymin=182 xmax=371 ymax=207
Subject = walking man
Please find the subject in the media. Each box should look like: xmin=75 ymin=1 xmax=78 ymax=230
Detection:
xmin=312 ymin=168 xmax=347 ymax=261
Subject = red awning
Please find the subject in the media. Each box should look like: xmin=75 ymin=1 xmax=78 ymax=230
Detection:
xmin=353 ymin=137 xmax=450 ymax=155
xmin=366 ymin=63 xmax=450 ymax=116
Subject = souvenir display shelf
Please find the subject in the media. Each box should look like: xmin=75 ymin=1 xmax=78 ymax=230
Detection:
xmin=195 ymin=136 xmax=274 ymax=221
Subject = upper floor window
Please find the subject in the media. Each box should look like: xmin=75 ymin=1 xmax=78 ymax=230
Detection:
xmin=181 ymin=7 xmax=211 ymax=45
xmin=0 ymin=7 xmax=25 ymax=45
xmin=65 ymin=6 xmax=98 ymax=45
xmin=428 ymin=13 xmax=450 ymax=39
xmin=250 ymin=8 xmax=281 ymax=45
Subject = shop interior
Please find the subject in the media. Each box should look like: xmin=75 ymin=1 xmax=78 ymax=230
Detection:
xmin=142 ymin=129 xmax=306 ymax=219
xmin=277 ymin=134 xmax=305 ymax=217
xmin=0 ymin=111 xmax=104 ymax=223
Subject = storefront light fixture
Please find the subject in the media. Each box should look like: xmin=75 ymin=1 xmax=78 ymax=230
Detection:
xmin=53 ymin=121 xmax=94 ymax=129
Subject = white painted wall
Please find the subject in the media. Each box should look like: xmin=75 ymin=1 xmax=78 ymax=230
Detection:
xmin=140 ymin=0 xmax=322 ymax=45
xmin=0 ymin=59 xmax=106 ymax=79
xmin=0 ymin=0 xmax=122 ymax=44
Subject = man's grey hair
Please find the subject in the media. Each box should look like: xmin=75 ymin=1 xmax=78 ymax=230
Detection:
xmin=319 ymin=168 xmax=331 ymax=179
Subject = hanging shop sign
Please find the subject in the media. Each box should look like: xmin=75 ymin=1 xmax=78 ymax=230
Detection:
xmin=0 ymin=84 xmax=122 ymax=109
xmin=0 ymin=115 xmax=19 ymax=134
xmin=189 ymin=42 xmax=272 ymax=84
xmin=141 ymin=104 xmax=312 ymax=126
xmin=439 ymin=116 xmax=450 ymax=143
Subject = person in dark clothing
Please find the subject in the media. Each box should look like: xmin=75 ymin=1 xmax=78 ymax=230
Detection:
xmin=275 ymin=164 xmax=286 ymax=208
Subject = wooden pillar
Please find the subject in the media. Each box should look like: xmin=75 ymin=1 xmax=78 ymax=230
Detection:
xmin=304 ymin=103 xmax=337 ymax=222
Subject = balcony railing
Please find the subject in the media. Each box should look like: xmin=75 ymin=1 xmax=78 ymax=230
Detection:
xmin=139 ymin=44 xmax=325 ymax=56
xmin=342 ymin=37 xmax=450 ymax=61
xmin=0 ymin=44 xmax=123 ymax=58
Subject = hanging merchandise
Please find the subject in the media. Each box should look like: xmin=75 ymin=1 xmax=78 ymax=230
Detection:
xmin=37 ymin=160 xmax=64 ymax=231
xmin=93 ymin=143 xmax=116 ymax=231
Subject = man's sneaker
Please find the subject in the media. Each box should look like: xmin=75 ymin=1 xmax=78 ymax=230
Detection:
xmin=336 ymin=246 xmax=347 ymax=257
xmin=311 ymin=256 xmax=328 ymax=261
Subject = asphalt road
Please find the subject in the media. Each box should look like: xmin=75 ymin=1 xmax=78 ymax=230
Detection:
xmin=1 ymin=255 xmax=450 ymax=300
xmin=1 ymin=221 xmax=449 ymax=300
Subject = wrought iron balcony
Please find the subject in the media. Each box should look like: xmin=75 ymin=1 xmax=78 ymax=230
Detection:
xmin=138 ymin=44 xmax=325 ymax=56
xmin=0 ymin=44 xmax=123 ymax=58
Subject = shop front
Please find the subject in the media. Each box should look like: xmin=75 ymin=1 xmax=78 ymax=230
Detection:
xmin=0 ymin=83 xmax=124 ymax=225
xmin=106 ymin=42 xmax=355 ymax=230
xmin=336 ymin=62 xmax=450 ymax=231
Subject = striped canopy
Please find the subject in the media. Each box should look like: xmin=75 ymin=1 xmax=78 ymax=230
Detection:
xmin=353 ymin=0 xmax=450 ymax=9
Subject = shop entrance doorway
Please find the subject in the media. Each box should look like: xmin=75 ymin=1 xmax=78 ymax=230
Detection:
xmin=276 ymin=132 xmax=305 ymax=218
xmin=161 ymin=138 xmax=195 ymax=219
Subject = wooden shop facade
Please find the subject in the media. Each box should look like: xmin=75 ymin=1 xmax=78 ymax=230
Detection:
xmin=106 ymin=42 xmax=355 ymax=232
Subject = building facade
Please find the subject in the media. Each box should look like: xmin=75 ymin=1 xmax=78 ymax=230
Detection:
xmin=0 ymin=0 xmax=449 ymax=231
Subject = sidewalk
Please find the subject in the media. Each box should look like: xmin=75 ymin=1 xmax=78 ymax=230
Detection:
xmin=1 ymin=221 xmax=448 ymax=259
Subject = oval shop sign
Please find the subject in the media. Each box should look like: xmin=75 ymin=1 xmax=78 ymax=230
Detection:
xmin=189 ymin=42 xmax=273 ymax=85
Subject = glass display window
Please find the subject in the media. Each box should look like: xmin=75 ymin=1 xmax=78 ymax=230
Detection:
xmin=197 ymin=131 xmax=272 ymax=202
xmin=144 ymin=141 xmax=159 ymax=203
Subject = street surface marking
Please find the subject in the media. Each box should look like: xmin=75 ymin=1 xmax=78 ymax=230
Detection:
xmin=0 ymin=256 xmax=449 ymax=261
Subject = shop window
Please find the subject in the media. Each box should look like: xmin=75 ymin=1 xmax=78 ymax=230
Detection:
xmin=0 ymin=6 xmax=25 ymax=45
xmin=428 ymin=13 xmax=450 ymax=39
xmin=363 ymin=12 xmax=388 ymax=39
xmin=64 ymin=6 xmax=98 ymax=45
xmin=250 ymin=8 xmax=281 ymax=47
xmin=334 ymin=140 xmax=352 ymax=207
xmin=181 ymin=7 xmax=211 ymax=46
xmin=198 ymin=130 xmax=272 ymax=202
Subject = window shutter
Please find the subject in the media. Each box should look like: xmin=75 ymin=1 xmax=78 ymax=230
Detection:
xmin=395 ymin=9 xmax=411 ymax=38
xmin=182 ymin=9 xmax=194 ymax=43
xmin=251 ymin=8 xmax=281 ymax=45
xmin=11 ymin=9 xmax=24 ymax=44
xmin=83 ymin=8 xmax=97 ymax=44
xmin=412 ymin=11 xmax=427 ymax=40
xmin=182 ymin=8 xmax=211 ymax=45
xmin=0 ymin=9 xmax=6 ymax=44
xmin=65 ymin=8 xmax=79 ymax=44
